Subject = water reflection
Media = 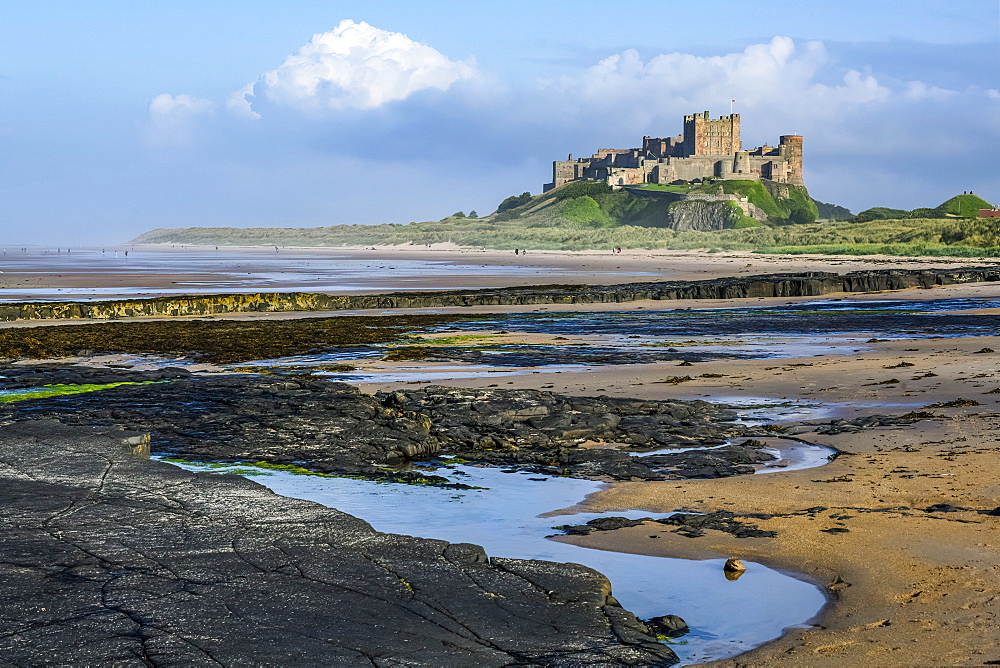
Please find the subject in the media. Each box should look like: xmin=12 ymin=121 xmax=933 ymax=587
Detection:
xmin=159 ymin=458 xmax=827 ymax=664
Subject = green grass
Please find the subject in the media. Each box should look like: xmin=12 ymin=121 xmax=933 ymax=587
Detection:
xmin=561 ymin=196 xmax=614 ymax=226
xmin=936 ymin=193 xmax=993 ymax=218
xmin=131 ymin=216 xmax=1000 ymax=255
xmin=132 ymin=186 xmax=996 ymax=257
xmin=853 ymin=194 xmax=994 ymax=223
xmin=633 ymin=183 xmax=694 ymax=193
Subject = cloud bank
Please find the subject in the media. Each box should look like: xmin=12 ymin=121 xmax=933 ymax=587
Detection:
xmin=144 ymin=28 xmax=998 ymax=218
xmin=232 ymin=20 xmax=476 ymax=116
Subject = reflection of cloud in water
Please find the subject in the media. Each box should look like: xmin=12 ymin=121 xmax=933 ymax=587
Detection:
xmin=159 ymin=457 xmax=826 ymax=665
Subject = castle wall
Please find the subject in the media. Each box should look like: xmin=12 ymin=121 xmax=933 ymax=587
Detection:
xmin=552 ymin=160 xmax=590 ymax=189
xmin=683 ymin=111 xmax=740 ymax=156
xmin=779 ymin=135 xmax=804 ymax=186
xmin=548 ymin=112 xmax=801 ymax=191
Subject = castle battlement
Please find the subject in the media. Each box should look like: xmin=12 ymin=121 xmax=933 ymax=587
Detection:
xmin=545 ymin=112 xmax=803 ymax=191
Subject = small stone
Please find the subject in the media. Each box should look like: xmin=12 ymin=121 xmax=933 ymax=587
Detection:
xmin=924 ymin=503 xmax=966 ymax=513
xmin=646 ymin=614 xmax=690 ymax=638
xmin=724 ymin=557 xmax=746 ymax=573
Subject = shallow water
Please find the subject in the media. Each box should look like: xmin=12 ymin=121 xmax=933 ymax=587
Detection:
xmin=210 ymin=297 xmax=999 ymax=377
xmin=629 ymin=438 xmax=838 ymax=474
xmin=461 ymin=299 xmax=1000 ymax=340
xmin=160 ymin=458 xmax=827 ymax=664
xmin=0 ymin=249 xmax=657 ymax=301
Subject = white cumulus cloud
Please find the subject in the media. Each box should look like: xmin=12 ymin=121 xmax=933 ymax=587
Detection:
xmin=145 ymin=93 xmax=215 ymax=146
xmin=237 ymin=19 xmax=476 ymax=114
xmin=548 ymin=36 xmax=896 ymax=129
xmin=149 ymin=93 xmax=215 ymax=118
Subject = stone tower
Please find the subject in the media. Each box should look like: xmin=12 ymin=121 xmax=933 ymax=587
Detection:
xmin=779 ymin=135 xmax=804 ymax=186
xmin=682 ymin=111 xmax=741 ymax=156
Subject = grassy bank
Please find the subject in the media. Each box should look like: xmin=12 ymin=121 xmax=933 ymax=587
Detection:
xmin=133 ymin=216 xmax=1000 ymax=255
xmin=133 ymin=188 xmax=997 ymax=257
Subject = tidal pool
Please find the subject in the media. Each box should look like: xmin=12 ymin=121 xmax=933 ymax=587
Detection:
xmin=161 ymin=459 xmax=827 ymax=664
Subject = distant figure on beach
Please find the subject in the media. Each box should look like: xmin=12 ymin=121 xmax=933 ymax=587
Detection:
xmin=514 ymin=248 xmax=519 ymax=255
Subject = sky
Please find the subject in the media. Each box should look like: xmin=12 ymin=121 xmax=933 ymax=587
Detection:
xmin=1 ymin=0 xmax=998 ymax=244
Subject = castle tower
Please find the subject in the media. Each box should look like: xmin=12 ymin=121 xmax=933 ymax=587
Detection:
xmin=732 ymin=150 xmax=750 ymax=175
xmin=682 ymin=111 xmax=741 ymax=156
xmin=779 ymin=135 xmax=803 ymax=186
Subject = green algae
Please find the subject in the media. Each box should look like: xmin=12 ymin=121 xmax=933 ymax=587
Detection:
xmin=159 ymin=457 xmax=484 ymax=488
xmin=382 ymin=346 xmax=438 ymax=362
xmin=0 ymin=314 xmax=474 ymax=364
xmin=0 ymin=381 xmax=155 ymax=403
xmin=405 ymin=334 xmax=497 ymax=346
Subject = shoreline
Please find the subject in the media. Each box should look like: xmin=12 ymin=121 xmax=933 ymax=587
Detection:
xmin=0 ymin=265 xmax=996 ymax=324
xmin=0 ymin=251 xmax=997 ymax=665
xmin=3 ymin=245 xmax=999 ymax=302
xmin=526 ymin=340 xmax=1000 ymax=666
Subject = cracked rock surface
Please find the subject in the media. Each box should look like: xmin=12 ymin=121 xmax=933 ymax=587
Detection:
xmin=0 ymin=421 xmax=677 ymax=666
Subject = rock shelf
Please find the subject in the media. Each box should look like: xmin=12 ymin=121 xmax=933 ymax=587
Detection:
xmin=0 ymin=367 xmax=783 ymax=482
xmin=0 ymin=421 xmax=678 ymax=665
xmin=1 ymin=267 xmax=998 ymax=321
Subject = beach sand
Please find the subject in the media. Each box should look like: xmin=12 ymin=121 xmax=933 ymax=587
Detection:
xmin=357 ymin=326 xmax=1000 ymax=666
xmin=4 ymin=247 xmax=999 ymax=665
xmin=2 ymin=244 xmax=998 ymax=300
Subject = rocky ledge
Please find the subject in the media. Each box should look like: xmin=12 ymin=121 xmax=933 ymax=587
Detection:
xmin=0 ymin=366 xmax=781 ymax=482
xmin=1 ymin=266 xmax=997 ymax=321
xmin=0 ymin=421 xmax=678 ymax=665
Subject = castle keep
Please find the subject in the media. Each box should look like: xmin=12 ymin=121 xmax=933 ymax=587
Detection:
xmin=545 ymin=112 xmax=803 ymax=191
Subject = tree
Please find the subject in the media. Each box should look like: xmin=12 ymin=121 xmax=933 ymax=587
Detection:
xmin=468 ymin=210 xmax=478 ymax=218
xmin=497 ymin=192 xmax=532 ymax=212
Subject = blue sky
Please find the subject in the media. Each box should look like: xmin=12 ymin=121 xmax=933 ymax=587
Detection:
xmin=1 ymin=0 xmax=998 ymax=244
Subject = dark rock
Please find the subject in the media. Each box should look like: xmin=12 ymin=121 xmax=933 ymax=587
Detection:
xmin=924 ymin=504 xmax=967 ymax=513
xmin=555 ymin=517 xmax=653 ymax=535
xmin=0 ymin=421 xmax=678 ymax=666
xmin=0 ymin=370 xmax=758 ymax=483
xmin=821 ymin=527 xmax=851 ymax=534
xmin=3 ymin=267 xmax=999 ymax=323
xmin=812 ymin=413 xmax=935 ymax=435
xmin=646 ymin=614 xmax=690 ymax=638
xmin=654 ymin=512 xmax=777 ymax=539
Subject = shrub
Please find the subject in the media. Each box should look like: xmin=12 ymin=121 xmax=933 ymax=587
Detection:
xmin=497 ymin=192 xmax=533 ymax=212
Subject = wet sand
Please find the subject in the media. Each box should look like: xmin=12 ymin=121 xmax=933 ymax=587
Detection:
xmin=327 ymin=291 xmax=999 ymax=665
xmin=2 ymin=245 xmax=999 ymax=300
xmin=4 ymin=246 xmax=1000 ymax=665
xmin=375 ymin=331 xmax=1000 ymax=666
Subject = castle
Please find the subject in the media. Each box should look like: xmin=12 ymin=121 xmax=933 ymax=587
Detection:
xmin=544 ymin=112 xmax=803 ymax=191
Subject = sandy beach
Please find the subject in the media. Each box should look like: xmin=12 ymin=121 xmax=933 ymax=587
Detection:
xmin=355 ymin=318 xmax=999 ymax=666
xmin=2 ymin=247 xmax=998 ymax=665
xmin=2 ymin=244 xmax=999 ymax=301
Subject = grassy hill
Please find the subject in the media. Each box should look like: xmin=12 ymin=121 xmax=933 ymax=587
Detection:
xmin=133 ymin=187 xmax=998 ymax=257
xmin=851 ymin=194 xmax=992 ymax=222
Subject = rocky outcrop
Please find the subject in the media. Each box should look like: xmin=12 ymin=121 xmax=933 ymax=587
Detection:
xmin=0 ymin=367 xmax=774 ymax=482
xmin=0 ymin=420 xmax=677 ymax=665
xmin=665 ymin=200 xmax=741 ymax=231
xmin=2 ymin=267 xmax=998 ymax=322
xmin=558 ymin=511 xmax=778 ymax=540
